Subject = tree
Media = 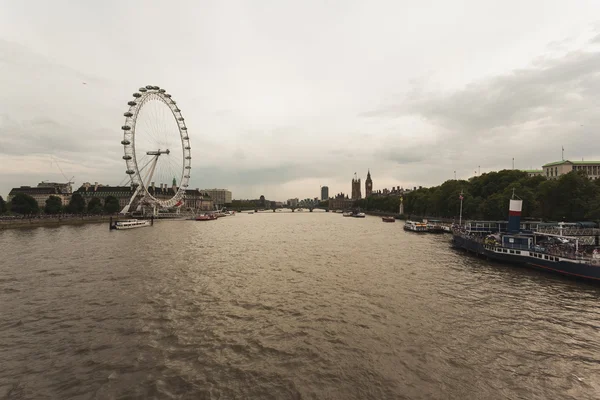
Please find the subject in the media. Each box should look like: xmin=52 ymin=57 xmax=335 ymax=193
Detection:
xmin=44 ymin=195 xmax=63 ymax=214
xmin=0 ymin=196 xmax=6 ymax=214
xmin=104 ymin=196 xmax=120 ymax=214
xmin=87 ymin=197 xmax=103 ymax=214
xmin=66 ymin=193 xmax=86 ymax=214
xmin=9 ymin=193 xmax=39 ymax=215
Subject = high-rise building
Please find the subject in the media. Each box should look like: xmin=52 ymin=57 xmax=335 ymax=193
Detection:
xmin=351 ymin=173 xmax=361 ymax=200
xmin=321 ymin=186 xmax=329 ymax=200
xmin=365 ymin=170 xmax=373 ymax=197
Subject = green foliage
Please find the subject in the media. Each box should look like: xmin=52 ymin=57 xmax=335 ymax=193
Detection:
xmin=103 ymin=196 xmax=120 ymax=214
xmin=401 ymin=169 xmax=600 ymax=222
xmin=66 ymin=193 xmax=86 ymax=214
xmin=0 ymin=196 xmax=6 ymax=214
xmin=231 ymin=199 xmax=260 ymax=210
xmin=44 ymin=195 xmax=63 ymax=214
xmin=9 ymin=193 xmax=40 ymax=215
xmin=354 ymin=195 xmax=400 ymax=213
xmin=87 ymin=197 xmax=103 ymax=214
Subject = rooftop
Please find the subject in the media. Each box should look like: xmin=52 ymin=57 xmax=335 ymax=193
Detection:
xmin=542 ymin=160 xmax=600 ymax=167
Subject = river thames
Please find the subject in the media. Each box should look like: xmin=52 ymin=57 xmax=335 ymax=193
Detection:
xmin=1 ymin=212 xmax=600 ymax=399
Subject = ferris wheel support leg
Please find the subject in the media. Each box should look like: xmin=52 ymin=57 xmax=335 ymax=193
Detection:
xmin=121 ymin=184 xmax=143 ymax=214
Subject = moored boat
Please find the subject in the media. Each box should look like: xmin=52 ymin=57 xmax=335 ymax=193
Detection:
xmin=342 ymin=211 xmax=353 ymax=217
xmin=111 ymin=219 xmax=151 ymax=230
xmin=196 ymin=214 xmax=217 ymax=221
xmin=426 ymin=219 xmax=446 ymax=234
xmin=452 ymin=193 xmax=600 ymax=282
xmin=404 ymin=220 xmax=428 ymax=232
xmin=382 ymin=216 xmax=395 ymax=223
xmin=353 ymin=212 xmax=366 ymax=218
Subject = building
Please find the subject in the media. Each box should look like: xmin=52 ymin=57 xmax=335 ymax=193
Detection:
xmin=287 ymin=198 xmax=299 ymax=207
xmin=365 ymin=170 xmax=373 ymax=197
xmin=8 ymin=184 xmax=71 ymax=208
xmin=76 ymin=183 xmax=137 ymax=210
xmin=201 ymin=189 xmax=232 ymax=207
xmin=329 ymin=192 xmax=353 ymax=210
xmin=75 ymin=182 xmax=213 ymax=212
xmin=522 ymin=169 xmax=544 ymax=177
xmin=351 ymin=174 xmax=361 ymax=200
xmin=321 ymin=186 xmax=329 ymax=200
xmin=543 ymin=160 xmax=600 ymax=180
xmin=37 ymin=181 xmax=73 ymax=194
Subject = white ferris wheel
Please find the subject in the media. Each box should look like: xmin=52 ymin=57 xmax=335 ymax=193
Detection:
xmin=120 ymin=85 xmax=191 ymax=214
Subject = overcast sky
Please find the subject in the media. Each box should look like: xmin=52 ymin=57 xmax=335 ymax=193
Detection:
xmin=1 ymin=0 xmax=600 ymax=200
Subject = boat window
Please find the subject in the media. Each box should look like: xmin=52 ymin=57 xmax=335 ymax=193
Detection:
xmin=544 ymin=255 xmax=548 ymax=260
xmin=510 ymin=250 xmax=514 ymax=254
xmin=516 ymin=251 xmax=521 ymax=254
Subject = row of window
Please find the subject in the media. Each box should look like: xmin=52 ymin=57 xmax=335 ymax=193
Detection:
xmin=486 ymin=246 xmax=559 ymax=262
xmin=546 ymin=165 xmax=600 ymax=177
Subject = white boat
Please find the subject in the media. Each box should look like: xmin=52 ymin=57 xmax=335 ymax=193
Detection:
xmin=353 ymin=212 xmax=366 ymax=218
xmin=112 ymin=219 xmax=151 ymax=230
xmin=404 ymin=220 xmax=427 ymax=232
xmin=343 ymin=211 xmax=353 ymax=217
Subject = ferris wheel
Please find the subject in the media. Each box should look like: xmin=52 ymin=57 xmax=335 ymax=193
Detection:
xmin=120 ymin=85 xmax=191 ymax=214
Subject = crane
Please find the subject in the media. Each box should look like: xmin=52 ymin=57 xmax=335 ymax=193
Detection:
xmin=50 ymin=155 xmax=75 ymax=192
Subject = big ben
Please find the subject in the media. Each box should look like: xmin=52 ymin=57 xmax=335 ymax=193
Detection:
xmin=365 ymin=170 xmax=373 ymax=197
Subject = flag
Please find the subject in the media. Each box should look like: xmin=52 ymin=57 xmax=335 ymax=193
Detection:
xmin=175 ymin=200 xmax=183 ymax=207
xmin=459 ymin=194 xmax=463 ymax=200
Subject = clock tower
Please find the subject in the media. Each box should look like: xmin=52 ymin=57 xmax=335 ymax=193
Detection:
xmin=365 ymin=170 xmax=373 ymax=197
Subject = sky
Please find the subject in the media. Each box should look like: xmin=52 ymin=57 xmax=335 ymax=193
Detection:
xmin=1 ymin=0 xmax=600 ymax=201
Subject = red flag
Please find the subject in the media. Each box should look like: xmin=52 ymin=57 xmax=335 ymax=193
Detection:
xmin=175 ymin=200 xmax=183 ymax=207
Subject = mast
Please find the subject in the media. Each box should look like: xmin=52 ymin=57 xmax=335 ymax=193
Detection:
xmin=459 ymin=190 xmax=464 ymax=226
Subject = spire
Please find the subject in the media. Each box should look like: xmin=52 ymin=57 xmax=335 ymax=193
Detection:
xmin=172 ymin=177 xmax=177 ymax=186
xmin=367 ymin=169 xmax=371 ymax=179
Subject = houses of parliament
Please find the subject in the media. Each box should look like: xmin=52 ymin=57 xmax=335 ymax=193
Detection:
xmin=351 ymin=170 xmax=372 ymax=200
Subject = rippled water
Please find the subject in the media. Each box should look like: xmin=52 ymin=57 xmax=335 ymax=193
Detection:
xmin=1 ymin=212 xmax=600 ymax=399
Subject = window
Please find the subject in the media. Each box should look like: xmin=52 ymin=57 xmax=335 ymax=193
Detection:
xmin=544 ymin=255 xmax=548 ymax=260
xmin=510 ymin=250 xmax=514 ymax=254
xmin=516 ymin=251 xmax=521 ymax=254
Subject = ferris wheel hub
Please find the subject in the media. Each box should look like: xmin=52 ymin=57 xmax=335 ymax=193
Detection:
xmin=146 ymin=149 xmax=170 ymax=156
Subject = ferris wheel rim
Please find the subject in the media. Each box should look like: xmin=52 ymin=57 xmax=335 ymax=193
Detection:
xmin=121 ymin=86 xmax=191 ymax=208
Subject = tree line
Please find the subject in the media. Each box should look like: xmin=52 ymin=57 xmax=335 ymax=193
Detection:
xmin=0 ymin=193 xmax=121 ymax=215
xmin=401 ymin=169 xmax=600 ymax=222
xmin=352 ymin=169 xmax=600 ymax=222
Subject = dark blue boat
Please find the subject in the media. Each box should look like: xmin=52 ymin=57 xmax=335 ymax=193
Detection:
xmin=452 ymin=194 xmax=600 ymax=282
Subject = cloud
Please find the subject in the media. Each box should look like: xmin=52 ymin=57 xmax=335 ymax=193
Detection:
xmin=362 ymin=48 xmax=600 ymax=178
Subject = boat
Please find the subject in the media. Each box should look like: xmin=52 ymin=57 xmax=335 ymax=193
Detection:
xmin=426 ymin=219 xmax=446 ymax=233
xmin=404 ymin=220 xmax=428 ymax=232
xmin=343 ymin=210 xmax=353 ymax=217
xmin=452 ymin=193 xmax=600 ymax=282
xmin=335 ymin=210 xmax=344 ymax=213
xmin=111 ymin=219 xmax=151 ymax=230
xmin=248 ymin=212 xmax=254 ymax=214
xmin=353 ymin=212 xmax=366 ymax=218
xmin=195 ymin=214 xmax=217 ymax=221
xmin=382 ymin=216 xmax=395 ymax=223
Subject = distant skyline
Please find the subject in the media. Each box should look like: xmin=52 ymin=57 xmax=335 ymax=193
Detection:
xmin=2 ymin=1 xmax=600 ymax=200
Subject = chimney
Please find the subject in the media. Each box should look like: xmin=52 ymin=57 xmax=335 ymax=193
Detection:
xmin=94 ymin=182 xmax=98 ymax=192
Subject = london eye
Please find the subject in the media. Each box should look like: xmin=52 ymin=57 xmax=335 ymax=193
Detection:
xmin=120 ymin=85 xmax=191 ymax=214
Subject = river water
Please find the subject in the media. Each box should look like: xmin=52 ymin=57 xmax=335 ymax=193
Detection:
xmin=1 ymin=211 xmax=600 ymax=399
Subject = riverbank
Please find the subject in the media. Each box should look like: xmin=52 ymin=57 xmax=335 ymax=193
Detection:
xmin=0 ymin=215 xmax=117 ymax=230
xmin=363 ymin=210 xmax=405 ymax=219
